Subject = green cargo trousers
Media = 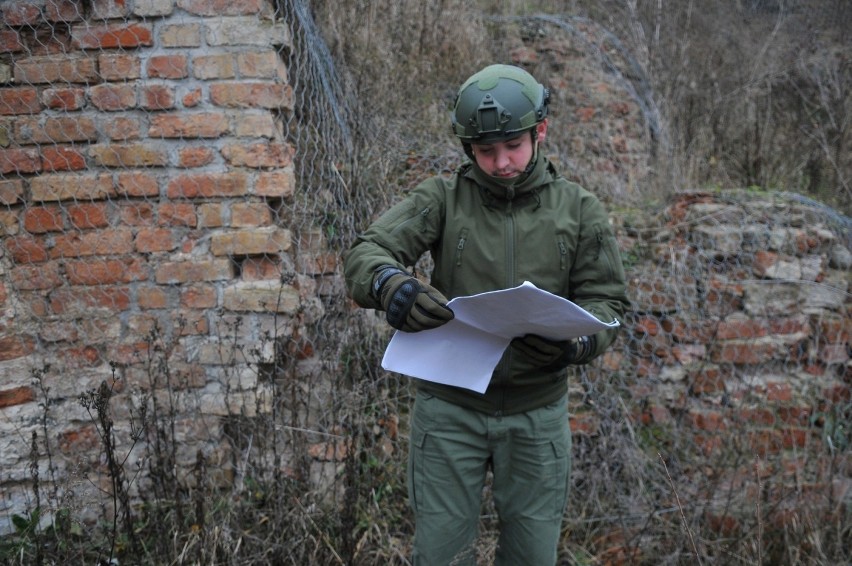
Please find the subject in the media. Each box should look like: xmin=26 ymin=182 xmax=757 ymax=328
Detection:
xmin=407 ymin=390 xmax=571 ymax=566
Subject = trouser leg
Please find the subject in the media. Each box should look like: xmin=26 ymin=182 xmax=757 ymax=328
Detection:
xmin=490 ymin=396 xmax=571 ymax=566
xmin=408 ymin=392 xmax=490 ymax=566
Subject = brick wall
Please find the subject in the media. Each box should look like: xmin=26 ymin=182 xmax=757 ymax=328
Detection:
xmin=0 ymin=0 xmax=339 ymax=531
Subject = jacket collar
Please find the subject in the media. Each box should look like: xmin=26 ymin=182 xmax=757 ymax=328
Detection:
xmin=464 ymin=155 xmax=553 ymax=201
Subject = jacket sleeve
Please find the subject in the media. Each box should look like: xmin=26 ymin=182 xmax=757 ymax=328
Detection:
xmin=343 ymin=178 xmax=446 ymax=310
xmin=569 ymin=194 xmax=630 ymax=359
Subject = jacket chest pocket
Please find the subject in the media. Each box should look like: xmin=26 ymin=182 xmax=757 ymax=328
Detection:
xmin=454 ymin=228 xmax=469 ymax=266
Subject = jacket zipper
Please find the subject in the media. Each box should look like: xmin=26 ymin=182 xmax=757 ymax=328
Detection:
xmin=595 ymin=227 xmax=616 ymax=280
xmin=390 ymin=206 xmax=431 ymax=235
xmin=455 ymin=229 xmax=468 ymax=266
xmin=558 ymin=239 xmax=568 ymax=271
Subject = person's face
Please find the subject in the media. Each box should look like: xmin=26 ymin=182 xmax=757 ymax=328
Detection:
xmin=471 ymin=120 xmax=547 ymax=179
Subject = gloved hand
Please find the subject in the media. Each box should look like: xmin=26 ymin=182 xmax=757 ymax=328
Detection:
xmin=513 ymin=334 xmax=595 ymax=367
xmin=373 ymin=267 xmax=454 ymax=332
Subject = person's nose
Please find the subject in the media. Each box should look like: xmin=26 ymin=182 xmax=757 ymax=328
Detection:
xmin=494 ymin=148 xmax=510 ymax=170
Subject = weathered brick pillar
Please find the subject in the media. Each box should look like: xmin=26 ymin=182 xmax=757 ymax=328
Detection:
xmin=0 ymin=0 xmax=332 ymax=531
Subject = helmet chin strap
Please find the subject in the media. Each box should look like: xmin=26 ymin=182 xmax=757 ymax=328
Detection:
xmin=523 ymin=129 xmax=540 ymax=175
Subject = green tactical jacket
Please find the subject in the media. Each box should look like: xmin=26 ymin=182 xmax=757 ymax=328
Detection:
xmin=344 ymin=156 xmax=629 ymax=415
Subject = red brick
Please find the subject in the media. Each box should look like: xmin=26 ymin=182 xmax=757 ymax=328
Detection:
xmin=221 ymin=142 xmax=292 ymax=168
xmin=42 ymin=87 xmax=86 ymax=111
xmin=66 ymin=257 xmax=148 ymax=285
xmin=777 ymin=406 xmax=811 ymax=426
xmin=0 ymin=386 xmax=36 ymax=408
xmin=231 ymin=202 xmax=271 ymax=227
xmin=0 ymin=335 xmax=36 ymax=362
xmin=45 ymin=0 xmax=84 ymax=23
xmin=101 ymin=116 xmax=142 ymax=140
xmin=58 ymin=424 xmax=99 ymax=454
xmin=736 ymin=407 xmax=775 ymax=426
xmin=89 ymin=143 xmax=169 ymax=168
xmin=716 ymin=318 xmax=768 ymax=340
xmin=237 ymin=50 xmax=285 ymax=79
xmin=180 ymin=284 xmax=217 ymax=308
xmin=23 ymin=205 xmax=64 ymax=233
xmin=178 ymin=0 xmax=265 ymax=16
xmin=240 ymin=257 xmax=280 ymax=280
xmin=149 ymin=112 xmax=229 ymax=138
xmin=210 ymin=82 xmax=293 ymax=109
xmin=211 ymin=227 xmax=290 ymax=256
xmin=14 ymin=55 xmax=98 ymax=84
xmin=51 ymin=229 xmax=134 ymax=258
xmin=1 ymin=2 xmax=42 ymax=26
xmin=748 ymin=429 xmax=784 ymax=456
xmin=167 ymin=172 xmax=248 ymax=199
xmin=119 ymin=202 xmax=154 ymax=226
xmin=72 ymin=22 xmax=153 ymax=49
xmin=31 ymin=173 xmax=115 ymax=202
xmin=297 ymin=251 xmax=337 ymax=277
xmin=569 ymin=412 xmax=599 ymax=435
xmin=5 ymin=235 xmax=48 ymax=263
xmin=177 ymin=147 xmax=214 ymax=168
xmin=137 ymin=285 xmax=170 ymax=309
xmin=92 ymin=0 xmax=131 ymax=20
xmin=159 ymin=23 xmax=201 ymax=47
xmin=689 ymin=366 xmax=726 ymax=394
xmin=158 ymin=203 xmax=196 ymax=227
xmin=711 ymin=340 xmax=781 ymax=365
xmin=107 ymin=342 xmax=148 ymax=366
xmin=147 ymin=54 xmax=188 ymax=79
xmin=197 ymin=203 xmax=224 ymax=228
xmin=50 ymin=286 xmax=132 ymax=314
xmin=0 ymin=179 xmax=24 ymax=205
xmin=687 ymin=410 xmax=727 ymax=432
xmin=89 ymin=83 xmax=136 ymax=111
xmin=67 ymin=203 xmax=109 ymax=229
xmin=155 ymin=259 xmax=234 ymax=284
xmin=182 ymin=87 xmax=203 ymax=107
xmin=98 ymin=53 xmax=142 ymax=81
xmin=116 ymin=172 xmax=158 ymax=197
xmin=41 ymin=146 xmax=86 ymax=171
xmin=135 ymin=227 xmax=178 ymax=252
xmin=255 ymin=169 xmax=295 ymax=198
xmin=823 ymin=383 xmax=850 ymax=403
xmin=632 ymin=316 xmax=661 ymax=336
xmin=20 ymin=292 xmax=49 ymax=316
xmin=0 ymin=148 xmax=41 ymax=174
xmin=193 ymin=54 xmax=235 ymax=79
xmin=15 ymin=116 xmax=98 ymax=143
xmin=765 ymin=381 xmax=793 ymax=403
xmin=769 ymin=316 xmax=810 ymax=336
xmin=177 ymin=313 xmax=211 ymax=335
xmin=10 ymin=262 xmax=63 ymax=290
xmin=0 ymin=30 xmax=25 ymax=53
xmin=60 ymin=345 xmax=104 ymax=368
xmin=140 ymin=85 xmax=175 ymax=110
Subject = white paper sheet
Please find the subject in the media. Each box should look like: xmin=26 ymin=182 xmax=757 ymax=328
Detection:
xmin=381 ymin=281 xmax=620 ymax=393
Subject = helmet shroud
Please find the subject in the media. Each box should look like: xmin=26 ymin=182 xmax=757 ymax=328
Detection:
xmin=451 ymin=64 xmax=550 ymax=146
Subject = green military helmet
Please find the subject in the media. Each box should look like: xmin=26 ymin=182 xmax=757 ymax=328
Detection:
xmin=451 ymin=64 xmax=550 ymax=144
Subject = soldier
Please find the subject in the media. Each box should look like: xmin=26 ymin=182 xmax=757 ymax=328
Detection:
xmin=344 ymin=64 xmax=629 ymax=565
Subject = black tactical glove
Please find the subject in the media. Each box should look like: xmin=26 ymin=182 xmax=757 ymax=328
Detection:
xmin=373 ymin=266 xmax=454 ymax=332
xmin=513 ymin=334 xmax=595 ymax=368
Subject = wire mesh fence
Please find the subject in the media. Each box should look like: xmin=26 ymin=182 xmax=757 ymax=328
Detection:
xmin=0 ymin=1 xmax=849 ymax=564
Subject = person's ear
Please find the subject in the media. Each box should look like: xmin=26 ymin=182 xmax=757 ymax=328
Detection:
xmin=535 ymin=119 xmax=548 ymax=142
